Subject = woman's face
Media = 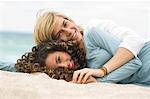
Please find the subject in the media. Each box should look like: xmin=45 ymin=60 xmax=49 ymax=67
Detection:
xmin=45 ymin=51 xmax=76 ymax=70
xmin=52 ymin=16 xmax=83 ymax=44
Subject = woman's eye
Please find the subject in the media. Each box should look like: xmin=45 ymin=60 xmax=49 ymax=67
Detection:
xmin=57 ymin=32 xmax=62 ymax=39
xmin=58 ymin=33 xmax=60 ymax=38
xmin=63 ymin=21 xmax=67 ymax=27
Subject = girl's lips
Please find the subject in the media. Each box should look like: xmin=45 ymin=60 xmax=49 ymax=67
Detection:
xmin=68 ymin=60 xmax=75 ymax=69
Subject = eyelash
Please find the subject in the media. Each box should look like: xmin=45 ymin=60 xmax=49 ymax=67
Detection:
xmin=57 ymin=56 xmax=61 ymax=63
xmin=57 ymin=32 xmax=62 ymax=38
xmin=63 ymin=20 xmax=67 ymax=27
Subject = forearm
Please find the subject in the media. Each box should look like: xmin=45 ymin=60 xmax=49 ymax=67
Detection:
xmin=97 ymin=56 xmax=142 ymax=83
xmin=103 ymin=47 xmax=134 ymax=73
xmin=0 ymin=60 xmax=17 ymax=72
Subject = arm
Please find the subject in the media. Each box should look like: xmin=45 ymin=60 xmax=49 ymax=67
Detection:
xmin=103 ymin=47 xmax=134 ymax=73
xmin=77 ymin=56 xmax=142 ymax=84
xmin=0 ymin=58 xmax=17 ymax=72
xmin=73 ymin=41 xmax=138 ymax=84
xmin=86 ymin=19 xmax=145 ymax=73
xmin=72 ymin=48 xmax=141 ymax=84
xmin=96 ymin=57 xmax=142 ymax=83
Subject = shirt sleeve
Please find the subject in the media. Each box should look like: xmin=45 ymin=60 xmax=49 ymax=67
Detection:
xmin=0 ymin=58 xmax=17 ymax=72
xmin=86 ymin=19 xmax=146 ymax=57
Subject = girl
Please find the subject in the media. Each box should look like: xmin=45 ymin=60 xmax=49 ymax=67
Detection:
xmin=15 ymin=40 xmax=95 ymax=83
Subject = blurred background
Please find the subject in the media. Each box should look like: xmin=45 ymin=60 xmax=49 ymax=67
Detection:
xmin=0 ymin=0 xmax=149 ymax=62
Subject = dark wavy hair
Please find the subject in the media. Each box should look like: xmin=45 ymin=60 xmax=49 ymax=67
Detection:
xmin=15 ymin=40 xmax=86 ymax=81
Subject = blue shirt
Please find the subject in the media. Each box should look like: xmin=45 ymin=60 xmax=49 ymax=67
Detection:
xmin=0 ymin=58 xmax=16 ymax=72
xmin=83 ymin=25 xmax=150 ymax=86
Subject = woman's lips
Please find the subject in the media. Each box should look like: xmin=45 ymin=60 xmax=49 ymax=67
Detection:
xmin=72 ymin=29 xmax=79 ymax=40
xmin=72 ymin=32 xmax=77 ymax=40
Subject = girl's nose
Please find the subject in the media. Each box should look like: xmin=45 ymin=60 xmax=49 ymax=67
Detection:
xmin=63 ymin=58 xmax=71 ymax=67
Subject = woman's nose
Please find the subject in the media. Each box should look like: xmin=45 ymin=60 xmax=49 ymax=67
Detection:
xmin=62 ymin=28 xmax=73 ymax=35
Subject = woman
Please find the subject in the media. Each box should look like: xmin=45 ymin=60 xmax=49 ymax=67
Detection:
xmin=34 ymin=11 xmax=150 ymax=85
xmin=15 ymin=40 xmax=97 ymax=83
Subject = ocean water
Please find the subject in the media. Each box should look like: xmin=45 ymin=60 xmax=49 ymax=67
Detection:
xmin=0 ymin=32 xmax=34 ymax=62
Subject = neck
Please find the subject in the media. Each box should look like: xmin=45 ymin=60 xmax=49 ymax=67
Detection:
xmin=79 ymin=40 xmax=87 ymax=67
xmin=79 ymin=40 xmax=86 ymax=56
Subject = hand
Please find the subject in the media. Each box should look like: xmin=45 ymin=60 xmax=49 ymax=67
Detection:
xmin=72 ymin=68 xmax=104 ymax=84
xmin=83 ymin=76 xmax=97 ymax=84
xmin=70 ymin=76 xmax=97 ymax=84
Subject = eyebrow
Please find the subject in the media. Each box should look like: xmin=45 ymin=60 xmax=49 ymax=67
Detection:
xmin=54 ymin=20 xmax=65 ymax=39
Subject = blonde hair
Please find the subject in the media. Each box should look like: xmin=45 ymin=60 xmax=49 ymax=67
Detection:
xmin=34 ymin=10 xmax=83 ymax=45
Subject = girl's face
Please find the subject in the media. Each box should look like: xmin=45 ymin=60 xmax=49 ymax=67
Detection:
xmin=45 ymin=51 xmax=76 ymax=70
xmin=52 ymin=16 xmax=83 ymax=44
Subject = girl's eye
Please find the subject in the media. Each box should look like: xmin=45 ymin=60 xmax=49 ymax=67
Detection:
xmin=57 ymin=56 xmax=61 ymax=63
